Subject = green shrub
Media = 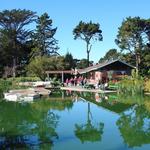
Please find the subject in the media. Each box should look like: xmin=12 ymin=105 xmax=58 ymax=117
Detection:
xmin=117 ymin=70 xmax=144 ymax=95
xmin=144 ymin=79 xmax=150 ymax=92
xmin=51 ymin=77 xmax=61 ymax=87
xmin=0 ymin=79 xmax=12 ymax=97
xmin=26 ymin=56 xmax=65 ymax=81
xmin=108 ymin=81 xmax=119 ymax=90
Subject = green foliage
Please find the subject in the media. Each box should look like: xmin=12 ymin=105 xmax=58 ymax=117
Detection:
xmin=73 ymin=21 xmax=102 ymax=66
xmin=12 ymin=77 xmax=40 ymax=82
xmin=0 ymin=10 xmax=60 ymax=78
xmin=144 ymin=79 xmax=150 ymax=92
xmin=0 ymin=77 xmax=36 ymax=97
xmin=27 ymin=56 xmax=65 ymax=80
xmin=0 ymin=79 xmax=12 ymax=97
xmin=116 ymin=17 xmax=149 ymax=50
xmin=73 ymin=21 xmax=102 ymax=41
xmin=0 ymin=9 xmax=36 ymax=77
xmin=0 ymin=100 xmax=59 ymax=148
xmin=27 ymin=56 xmax=48 ymax=80
xmin=115 ymin=17 xmax=150 ymax=70
xmin=99 ymin=49 xmax=120 ymax=63
xmin=75 ymin=123 xmax=104 ymax=143
xmin=74 ymin=103 xmax=104 ymax=143
xmin=144 ymin=100 xmax=150 ymax=112
xmin=117 ymin=93 xmax=146 ymax=105
xmin=31 ymin=13 xmax=58 ymax=57
xmin=120 ymin=47 xmax=150 ymax=77
xmin=76 ymin=59 xmax=93 ymax=69
xmin=121 ymin=52 xmax=135 ymax=66
xmin=139 ymin=47 xmax=150 ymax=76
xmin=64 ymin=52 xmax=76 ymax=69
xmin=51 ymin=77 xmax=62 ymax=87
xmin=118 ymin=70 xmax=144 ymax=95
xmin=116 ymin=106 xmax=150 ymax=148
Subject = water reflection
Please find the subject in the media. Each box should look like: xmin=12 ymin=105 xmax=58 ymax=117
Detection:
xmin=116 ymin=105 xmax=150 ymax=148
xmin=66 ymin=90 xmax=150 ymax=147
xmin=0 ymin=90 xmax=150 ymax=149
xmin=75 ymin=102 xmax=104 ymax=143
xmin=0 ymin=98 xmax=73 ymax=149
xmin=95 ymin=93 xmax=102 ymax=103
xmin=77 ymin=92 xmax=132 ymax=114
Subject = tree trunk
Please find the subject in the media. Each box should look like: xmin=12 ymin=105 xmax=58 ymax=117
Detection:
xmin=135 ymin=52 xmax=141 ymax=73
xmin=135 ymin=42 xmax=142 ymax=73
xmin=12 ymin=40 xmax=17 ymax=78
xmin=86 ymin=42 xmax=90 ymax=67
xmin=12 ymin=57 xmax=16 ymax=78
xmin=87 ymin=52 xmax=90 ymax=67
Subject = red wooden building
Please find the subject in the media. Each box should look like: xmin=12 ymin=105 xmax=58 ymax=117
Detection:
xmin=76 ymin=59 xmax=135 ymax=83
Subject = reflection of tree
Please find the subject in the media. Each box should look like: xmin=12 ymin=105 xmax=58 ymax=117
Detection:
xmin=116 ymin=105 xmax=150 ymax=148
xmin=33 ymin=98 xmax=74 ymax=111
xmin=75 ymin=102 xmax=104 ymax=143
xmin=0 ymin=100 xmax=63 ymax=149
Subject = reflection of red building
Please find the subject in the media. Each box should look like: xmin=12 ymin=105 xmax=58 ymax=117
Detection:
xmin=77 ymin=59 xmax=135 ymax=83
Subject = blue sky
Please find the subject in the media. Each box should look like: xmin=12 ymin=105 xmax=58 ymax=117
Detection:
xmin=0 ymin=0 xmax=150 ymax=62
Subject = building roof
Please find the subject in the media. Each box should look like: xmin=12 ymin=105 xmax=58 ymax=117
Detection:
xmin=45 ymin=59 xmax=136 ymax=75
xmin=77 ymin=59 xmax=136 ymax=74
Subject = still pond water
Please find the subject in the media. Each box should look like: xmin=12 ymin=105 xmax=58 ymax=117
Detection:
xmin=0 ymin=91 xmax=150 ymax=150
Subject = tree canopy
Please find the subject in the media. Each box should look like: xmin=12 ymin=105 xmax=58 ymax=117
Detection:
xmin=76 ymin=58 xmax=93 ymax=69
xmin=27 ymin=56 xmax=65 ymax=80
xmin=31 ymin=13 xmax=58 ymax=57
xmin=0 ymin=9 xmax=36 ymax=77
xmin=0 ymin=9 xmax=149 ymax=78
xmin=0 ymin=10 xmax=60 ymax=78
xmin=115 ymin=17 xmax=150 ymax=71
xmin=99 ymin=48 xmax=120 ymax=63
xmin=73 ymin=21 xmax=102 ymax=67
xmin=64 ymin=52 xmax=76 ymax=70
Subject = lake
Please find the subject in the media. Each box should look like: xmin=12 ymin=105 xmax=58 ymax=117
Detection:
xmin=0 ymin=90 xmax=150 ymax=150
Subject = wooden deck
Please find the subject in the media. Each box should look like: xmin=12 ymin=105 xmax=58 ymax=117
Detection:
xmin=61 ymin=86 xmax=116 ymax=93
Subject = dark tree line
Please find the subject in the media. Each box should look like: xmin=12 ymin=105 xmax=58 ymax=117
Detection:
xmin=0 ymin=9 xmax=149 ymax=79
xmin=0 ymin=9 xmax=58 ymax=78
